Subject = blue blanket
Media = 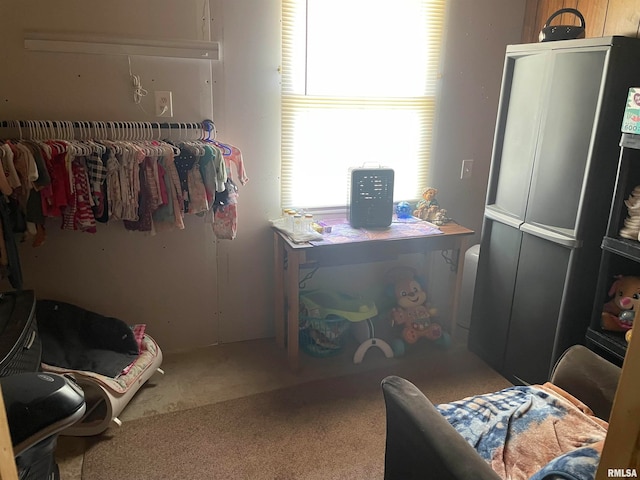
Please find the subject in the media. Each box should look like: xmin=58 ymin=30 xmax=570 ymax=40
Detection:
xmin=436 ymin=383 xmax=608 ymax=480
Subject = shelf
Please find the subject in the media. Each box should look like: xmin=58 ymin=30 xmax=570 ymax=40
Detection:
xmin=585 ymin=327 xmax=627 ymax=365
xmin=602 ymin=236 xmax=640 ymax=263
xmin=24 ymin=32 xmax=220 ymax=60
xmin=620 ymin=133 xmax=640 ymax=149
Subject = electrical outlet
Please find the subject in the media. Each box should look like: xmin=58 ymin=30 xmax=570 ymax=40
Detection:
xmin=461 ymin=159 xmax=473 ymax=179
xmin=155 ymin=91 xmax=173 ymax=117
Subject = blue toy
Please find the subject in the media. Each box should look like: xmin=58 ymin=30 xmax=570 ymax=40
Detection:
xmin=395 ymin=201 xmax=413 ymax=219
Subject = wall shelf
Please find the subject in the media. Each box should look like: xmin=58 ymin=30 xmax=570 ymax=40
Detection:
xmin=602 ymin=236 xmax=640 ymax=262
xmin=587 ymin=136 xmax=640 ymax=367
xmin=586 ymin=327 xmax=627 ymax=363
xmin=24 ymin=32 xmax=220 ymax=61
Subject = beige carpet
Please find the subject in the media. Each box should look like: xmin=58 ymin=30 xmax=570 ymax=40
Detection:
xmin=82 ymin=349 xmax=511 ymax=480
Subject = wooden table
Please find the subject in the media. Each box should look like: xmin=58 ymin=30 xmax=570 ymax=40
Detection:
xmin=273 ymin=221 xmax=475 ymax=370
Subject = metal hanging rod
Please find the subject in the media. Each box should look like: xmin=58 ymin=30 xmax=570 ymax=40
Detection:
xmin=0 ymin=120 xmax=214 ymax=130
xmin=0 ymin=119 xmax=217 ymax=140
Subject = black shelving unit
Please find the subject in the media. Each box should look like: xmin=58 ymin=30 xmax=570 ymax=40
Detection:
xmin=586 ymin=133 xmax=640 ymax=366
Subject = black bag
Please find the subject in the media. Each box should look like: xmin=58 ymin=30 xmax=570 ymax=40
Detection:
xmin=539 ymin=8 xmax=585 ymax=42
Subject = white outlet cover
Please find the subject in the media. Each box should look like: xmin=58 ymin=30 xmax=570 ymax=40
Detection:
xmin=155 ymin=90 xmax=173 ymax=117
xmin=461 ymin=159 xmax=473 ymax=179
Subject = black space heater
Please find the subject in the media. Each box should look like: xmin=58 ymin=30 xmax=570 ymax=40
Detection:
xmin=348 ymin=166 xmax=394 ymax=228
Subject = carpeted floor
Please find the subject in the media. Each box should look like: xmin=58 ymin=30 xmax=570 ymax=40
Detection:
xmin=81 ymin=348 xmax=511 ymax=480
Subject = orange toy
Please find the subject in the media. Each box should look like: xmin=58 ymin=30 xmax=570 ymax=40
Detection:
xmin=387 ymin=267 xmax=443 ymax=344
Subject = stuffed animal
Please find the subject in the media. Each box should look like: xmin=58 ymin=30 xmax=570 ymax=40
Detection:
xmin=413 ymin=188 xmax=440 ymax=221
xmin=386 ymin=266 xmax=449 ymax=355
xmin=601 ymin=275 xmax=640 ymax=339
xmin=413 ymin=187 xmax=449 ymax=224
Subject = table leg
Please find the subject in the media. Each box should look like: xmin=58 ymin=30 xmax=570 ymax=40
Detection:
xmin=273 ymin=231 xmax=285 ymax=349
xmin=449 ymin=237 xmax=469 ymax=343
xmin=286 ymin=248 xmax=301 ymax=371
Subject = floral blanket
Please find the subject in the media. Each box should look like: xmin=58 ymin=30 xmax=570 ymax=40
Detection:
xmin=436 ymin=383 xmax=608 ymax=480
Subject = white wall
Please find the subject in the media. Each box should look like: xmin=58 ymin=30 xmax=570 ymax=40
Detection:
xmin=431 ymin=0 xmax=527 ymax=241
xmin=0 ymin=0 xmax=523 ymax=353
xmin=0 ymin=0 xmax=281 ymax=352
xmin=213 ymin=1 xmax=282 ymax=343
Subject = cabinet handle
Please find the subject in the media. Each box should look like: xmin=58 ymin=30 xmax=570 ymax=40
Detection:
xmin=24 ymin=330 xmax=36 ymax=350
xmin=520 ymin=223 xmax=581 ymax=248
xmin=484 ymin=207 xmax=523 ymax=229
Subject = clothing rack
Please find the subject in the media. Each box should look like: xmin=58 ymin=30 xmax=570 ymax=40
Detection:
xmin=0 ymin=116 xmax=244 ymax=289
xmin=0 ymin=119 xmax=216 ymax=141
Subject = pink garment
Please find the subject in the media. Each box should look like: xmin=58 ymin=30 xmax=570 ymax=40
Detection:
xmin=164 ymin=153 xmax=185 ymax=230
xmin=224 ymin=145 xmax=249 ymax=185
xmin=187 ymin=165 xmax=209 ymax=214
xmin=41 ymin=143 xmax=71 ymax=217
xmin=157 ymin=162 xmax=169 ymax=205
xmin=62 ymin=161 xmax=96 ymax=233
xmin=144 ymin=157 xmax=163 ymax=211
xmin=211 ymin=143 xmax=246 ymax=240
xmin=213 ymin=203 xmax=237 ymax=240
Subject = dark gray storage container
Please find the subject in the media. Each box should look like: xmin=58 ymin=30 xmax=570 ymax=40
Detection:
xmin=469 ymin=36 xmax=640 ymax=385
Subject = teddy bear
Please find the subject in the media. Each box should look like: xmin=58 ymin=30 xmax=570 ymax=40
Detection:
xmin=413 ymin=187 xmax=441 ymax=222
xmin=385 ymin=266 xmax=449 ymax=355
xmin=601 ymin=275 xmax=640 ymax=341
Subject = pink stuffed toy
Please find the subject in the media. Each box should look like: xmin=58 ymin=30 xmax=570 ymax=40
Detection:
xmin=601 ymin=275 xmax=640 ymax=334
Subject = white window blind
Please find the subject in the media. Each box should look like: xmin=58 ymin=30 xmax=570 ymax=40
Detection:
xmin=281 ymin=0 xmax=446 ymax=209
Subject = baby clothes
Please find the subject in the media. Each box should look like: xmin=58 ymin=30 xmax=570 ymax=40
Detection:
xmin=153 ymin=153 xmax=185 ymax=231
xmin=224 ymin=144 xmax=249 ymax=186
xmin=85 ymin=153 xmax=107 ymax=218
xmin=62 ymin=160 xmax=96 ymax=233
xmin=0 ymin=134 xmax=245 ymax=240
xmin=212 ymin=143 xmax=247 ymax=240
xmin=123 ymin=159 xmax=153 ymax=233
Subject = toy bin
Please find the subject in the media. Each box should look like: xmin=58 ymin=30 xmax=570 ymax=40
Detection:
xmin=298 ymin=290 xmax=378 ymax=358
xmin=299 ymin=314 xmax=350 ymax=357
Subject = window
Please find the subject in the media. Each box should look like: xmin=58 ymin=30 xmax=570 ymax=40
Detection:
xmin=281 ymin=0 xmax=446 ymax=210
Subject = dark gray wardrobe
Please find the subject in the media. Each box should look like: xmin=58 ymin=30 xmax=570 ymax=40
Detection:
xmin=469 ymin=36 xmax=640 ymax=385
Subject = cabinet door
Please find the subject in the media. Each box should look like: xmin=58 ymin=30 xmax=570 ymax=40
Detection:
xmin=524 ymin=47 xmax=608 ymax=236
xmin=469 ymin=220 xmax=522 ymax=372
xmin=486 ymin=52 xmax=547 ymax=222
xmin=503 ymin=233 xmax=571 ymax=384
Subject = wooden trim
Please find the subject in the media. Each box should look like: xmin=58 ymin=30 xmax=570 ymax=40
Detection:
xmin=273 ymin=231 xmax=286 ymax=349
xmin=602 ymin=1 xmax=640 ymax=37
xmin=576 ymin=0 xmax=607 ymax=38
xmin=0 ymin=384 xmax=18 ymax=480
xmin=596 ymin=328 xmax=640 ymax=478
xmin=522 ymin=0 xmax=640 ymax=42
xmin=522 ymin=0 xmax=541 ymax=43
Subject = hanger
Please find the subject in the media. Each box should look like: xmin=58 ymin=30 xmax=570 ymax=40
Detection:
xmin=180 ymin=122 xmax=204 ymax=156
xmin=201 ymin=118 xmax=231 ymax=155
xmin=14 ymin=120 xmax=23 ymax=141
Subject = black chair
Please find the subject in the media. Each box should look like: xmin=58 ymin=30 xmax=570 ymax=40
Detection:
xmin=381 ymin=345 xmax=621 ymax=480
xmin=2 ymin=372 xmax=85 ymax=480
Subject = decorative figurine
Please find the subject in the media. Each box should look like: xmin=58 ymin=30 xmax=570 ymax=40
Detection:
xmin=414 ymin=187 xmax=448 ymax=224
xmin=395 ymin=201 xmax=413 ymax=219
